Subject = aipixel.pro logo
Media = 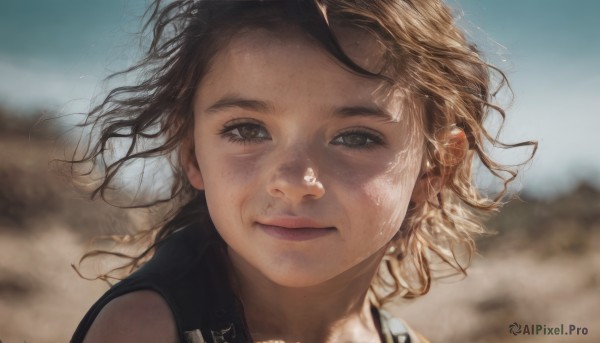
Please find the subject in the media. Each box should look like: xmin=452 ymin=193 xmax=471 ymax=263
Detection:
xmin=509 ymin=322 xmax=588 ymax=336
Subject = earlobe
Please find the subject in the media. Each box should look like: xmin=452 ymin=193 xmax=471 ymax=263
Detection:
xmin=180 ymin=139 xmax=204 ymax=191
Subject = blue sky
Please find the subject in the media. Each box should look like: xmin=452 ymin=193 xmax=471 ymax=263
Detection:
xmin=1 ymin=0 xmax=599 ymax=198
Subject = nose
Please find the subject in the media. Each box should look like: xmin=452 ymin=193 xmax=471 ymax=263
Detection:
xmin=267 ymin=157 xmax=325 ymax=202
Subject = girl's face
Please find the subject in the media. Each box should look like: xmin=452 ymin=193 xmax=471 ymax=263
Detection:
xmin=185 ymin=27 xmax=424 ymax=288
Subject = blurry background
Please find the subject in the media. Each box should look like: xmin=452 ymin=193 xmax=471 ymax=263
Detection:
xmin=0 ymin=0 xmax=598 ymax=342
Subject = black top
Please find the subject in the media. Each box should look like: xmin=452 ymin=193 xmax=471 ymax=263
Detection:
xmin=71 ymin=225 xmax=415 ymax=343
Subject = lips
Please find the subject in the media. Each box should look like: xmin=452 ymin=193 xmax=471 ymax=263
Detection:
xmin=256 ymin=216 xmax=336 ymax=241
xmin=259 ymin=216 xmax=331 ymax=229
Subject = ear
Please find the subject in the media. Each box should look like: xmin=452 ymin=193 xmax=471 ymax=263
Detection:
xmin=410 ymin=125 xmax=469 ymax=204
xmin=435 ymin=125 xmax=469 ymax=167
xmin=180 ymin=135 xmax=204 ymax=190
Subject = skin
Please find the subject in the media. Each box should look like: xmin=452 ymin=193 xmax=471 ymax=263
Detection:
xmin=183 ymin=27 xmax=426 ymax=342
xmin=82 ymin=290 xmax=178 ymax=343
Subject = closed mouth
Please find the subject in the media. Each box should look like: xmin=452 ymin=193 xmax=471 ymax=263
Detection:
xmin=257 ymin=216 xmax=332 ymax=230
xmin=256 ymin=222 xmax=336 ymax=241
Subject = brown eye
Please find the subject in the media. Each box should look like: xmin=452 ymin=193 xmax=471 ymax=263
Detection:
xmin=237 ymin=124 xmax=265 ymax=139
xmin=220 ymin=122 xmax=271 ymax=143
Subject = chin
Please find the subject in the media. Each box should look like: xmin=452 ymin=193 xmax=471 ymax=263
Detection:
xmin=262 ymin=268 xmax=335 ymax=289
xmin=257 ymin=253 xmax=343 ymax=288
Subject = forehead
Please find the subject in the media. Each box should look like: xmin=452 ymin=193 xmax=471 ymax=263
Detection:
xmin=196 ymin=25 xmax=407 ymax=121
xmin=228 ymin=25 xmax=387 ymax=74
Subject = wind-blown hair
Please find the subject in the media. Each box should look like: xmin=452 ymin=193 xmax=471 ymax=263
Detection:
xmin=71 ymin=0 xmax=536 ymax=303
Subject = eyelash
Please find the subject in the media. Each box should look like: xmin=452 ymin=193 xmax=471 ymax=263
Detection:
xmin=218 ymin=121 xmax=385 ymax=149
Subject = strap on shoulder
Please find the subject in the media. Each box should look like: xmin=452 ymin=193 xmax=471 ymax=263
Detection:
xmin=377 ymin=307 xmax=416 ymax=343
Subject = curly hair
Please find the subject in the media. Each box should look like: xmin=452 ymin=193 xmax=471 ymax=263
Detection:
xmin=71 ymin=0 xmax=536 ymax=303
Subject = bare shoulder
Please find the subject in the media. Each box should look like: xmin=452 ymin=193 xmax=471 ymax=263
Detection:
xmin=82 ymin=290 xmax=178 ymax=343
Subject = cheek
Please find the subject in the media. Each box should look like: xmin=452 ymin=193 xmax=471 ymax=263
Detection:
xmin=201 ymin=149 xmax=260 ymax=187
xmin=201 ymin=154 xmax=263 ymax=242
xmin=334 ymin=156 xmax=419 ymax=235
xmin=368 ymin=177 xmax=414 ymax=228
xmin=334 ymin=173 xmax=416 ymax=268
xmin=198 ymin=147 xmax=263 ymax=213
xmin=360 ymin=179 xmax=412 ymax=233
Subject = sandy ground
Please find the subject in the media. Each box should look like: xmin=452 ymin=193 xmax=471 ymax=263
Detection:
xmin=0 ymin=227 xmax=107 ymax=343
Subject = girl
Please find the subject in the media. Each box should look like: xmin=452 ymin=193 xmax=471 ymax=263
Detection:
xmin=70 ymin=0 xmax=536 ymax=342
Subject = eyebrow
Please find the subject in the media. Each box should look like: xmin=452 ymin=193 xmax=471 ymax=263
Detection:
xmin=204 ymin=95 xmax=273 ymax=114
xmin=203 ymin=94 xmax=394 ymax=120
xmin=334 ymin=105 xmax=393 ymax=121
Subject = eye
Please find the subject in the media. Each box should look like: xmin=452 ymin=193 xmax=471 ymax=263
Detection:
xmin=219 ymin=121 xmax=271 ymax=144
xmin=331 ymin=129 xmax=384 ymax=149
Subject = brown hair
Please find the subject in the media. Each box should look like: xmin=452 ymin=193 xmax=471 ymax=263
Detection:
xmin=71 ymin=0 xmax=536 ymax=303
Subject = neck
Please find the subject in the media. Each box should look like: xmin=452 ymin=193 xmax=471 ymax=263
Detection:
xmin=227 ymin=249 xmax=385 ymax=343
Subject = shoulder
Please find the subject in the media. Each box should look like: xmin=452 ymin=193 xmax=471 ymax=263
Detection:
xmin=82 ymin=290 xmax=178 ymax=343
